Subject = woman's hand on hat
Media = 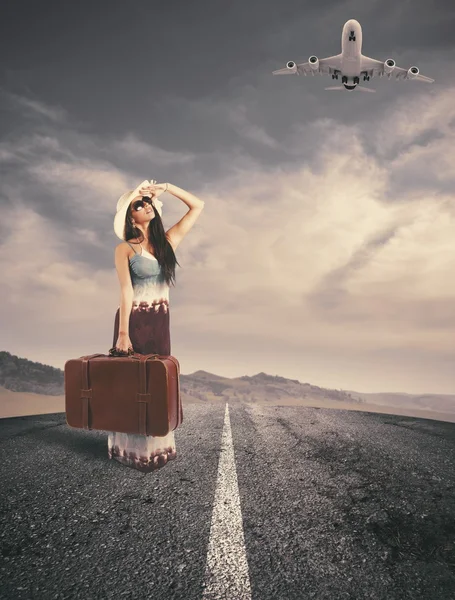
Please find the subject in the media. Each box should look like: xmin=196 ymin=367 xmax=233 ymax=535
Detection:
xmin=150 ymin=182 xmax=168 ymax=197
xmin=146 ymin=182 xmax=168 ymax=198
xmin=137 ymin=181 xmax=166 ymax=198
xmin=138 ymin=184 xmax=153 ymax=197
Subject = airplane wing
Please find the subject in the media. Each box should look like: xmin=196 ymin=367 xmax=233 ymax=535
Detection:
xmin=273 ymin=54 xmax=342 ymax=76
xmin=360 ymin=56 xmax=435 ymax=82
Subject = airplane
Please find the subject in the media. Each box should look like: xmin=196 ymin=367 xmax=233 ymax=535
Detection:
xmin=272 ymin=19 xmax=435 ymax=92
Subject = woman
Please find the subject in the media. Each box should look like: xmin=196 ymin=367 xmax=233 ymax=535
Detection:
xmin=108 ymin=178 xmax=205 ymax=472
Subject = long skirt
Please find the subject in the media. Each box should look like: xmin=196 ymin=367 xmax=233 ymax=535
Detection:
xmin=107 ymin=301 xmax=177 ymax=472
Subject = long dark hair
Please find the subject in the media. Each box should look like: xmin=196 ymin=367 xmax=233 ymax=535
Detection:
xmin=124 ymin=200 xmax=180 ymax=287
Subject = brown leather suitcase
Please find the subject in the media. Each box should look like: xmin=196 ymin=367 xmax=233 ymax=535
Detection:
xmin=64 ymin=353 xmax=182 ymax=436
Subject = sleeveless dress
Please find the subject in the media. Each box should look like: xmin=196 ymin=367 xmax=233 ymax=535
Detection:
xmin=107 ymin=241 xmax=177 ymax=472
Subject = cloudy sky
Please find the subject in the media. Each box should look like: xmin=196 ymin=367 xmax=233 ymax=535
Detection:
xmin=1 ymin=0 xmax=455 ymax=394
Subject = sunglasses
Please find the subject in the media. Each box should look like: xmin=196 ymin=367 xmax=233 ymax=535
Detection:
xmin=131 ymin=197 xmax=154 ymax=212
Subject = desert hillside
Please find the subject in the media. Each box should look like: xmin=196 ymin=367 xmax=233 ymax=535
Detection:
xmin=1 ymin=351 xmax=454 ymax=422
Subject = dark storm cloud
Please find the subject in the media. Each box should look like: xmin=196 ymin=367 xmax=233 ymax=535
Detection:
xmin=1 ymin=0 xmax=452 ymax=152
xmin=0 ymin=0 xmax=452 ymax=227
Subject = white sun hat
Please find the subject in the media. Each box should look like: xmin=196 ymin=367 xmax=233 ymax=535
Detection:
xmin=113 ymin=179 xmax=164 ymax=240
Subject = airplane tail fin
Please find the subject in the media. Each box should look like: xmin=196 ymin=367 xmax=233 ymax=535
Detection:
xmin=324 ymin=85 xmax=376 ymax=93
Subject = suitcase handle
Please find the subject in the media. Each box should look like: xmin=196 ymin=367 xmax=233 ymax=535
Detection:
xmin=108 ymin=347 xmax=160 ymax=358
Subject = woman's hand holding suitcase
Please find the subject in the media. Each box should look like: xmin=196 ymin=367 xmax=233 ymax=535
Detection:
xmin=110 ymin=332 xmax=134 ymax=356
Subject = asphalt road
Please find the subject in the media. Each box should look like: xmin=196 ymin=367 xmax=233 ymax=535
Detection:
xmin=1 ymin=403 xmax=455 ymax=600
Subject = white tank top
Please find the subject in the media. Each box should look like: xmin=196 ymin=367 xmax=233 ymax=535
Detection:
xmin=140 ymin=247 xmax=157 ymax=260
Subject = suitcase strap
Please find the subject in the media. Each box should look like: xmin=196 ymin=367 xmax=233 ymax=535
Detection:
xmin=79 ymin=354 xmax=105 ymax=430
xmin=134 ymin=355 xmax=181 ymax=434
xmin=136 ymin=355 xmax=158 ymax=435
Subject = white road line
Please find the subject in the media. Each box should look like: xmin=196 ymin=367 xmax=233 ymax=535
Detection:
xmin=201 ymin=402 xmax=252 ymax=600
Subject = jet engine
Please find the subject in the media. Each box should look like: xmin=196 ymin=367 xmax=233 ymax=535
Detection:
xmin=286 ymin=61 xmax=297 ymax=73
xmin=309 ymin=56 xmax=319 ymax=71
xmin=384 ymin=58 xmax=395 ymax=74
xmin=407 ymin=66 xmax=419 ymax=79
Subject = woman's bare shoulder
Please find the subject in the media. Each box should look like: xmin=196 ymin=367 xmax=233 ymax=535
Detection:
xmin=115 ymin=240 xmax=134 ymax=258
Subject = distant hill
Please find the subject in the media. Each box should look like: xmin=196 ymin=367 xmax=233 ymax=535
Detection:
xmin=0 ymin=351 xmax=360 ymax=404
xmin=346 ymin=390 xmax=455 ymax=416
xmin=182 ymin=370 xmax=363 ymax=404
xmin=0 ymin=351 xmax=454 ymax=416
xmin=0 ymin=351 xmax=64 ymax=396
